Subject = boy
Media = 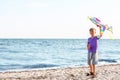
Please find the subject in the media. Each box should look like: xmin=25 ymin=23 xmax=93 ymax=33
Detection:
xmin=87 ymin=25 xmax=102 ymax=78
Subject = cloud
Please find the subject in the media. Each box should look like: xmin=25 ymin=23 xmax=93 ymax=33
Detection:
xmin=26 ymin=2 xmax=48 ymax=8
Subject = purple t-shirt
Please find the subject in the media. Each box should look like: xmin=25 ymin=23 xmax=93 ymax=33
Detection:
xmin=88 ymin=36 xmax=100 ymax=53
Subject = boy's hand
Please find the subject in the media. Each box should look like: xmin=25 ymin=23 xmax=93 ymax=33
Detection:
xmin=97 ymin=25 xmax=101 ymax=28
xmin=87 ymin=44 xmax=90 ymax=50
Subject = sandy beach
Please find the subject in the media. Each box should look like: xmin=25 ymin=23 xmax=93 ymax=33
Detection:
xmin=0 ymin=64 xmax=120 ymax=80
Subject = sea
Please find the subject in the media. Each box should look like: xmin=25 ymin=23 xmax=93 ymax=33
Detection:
xmin=0 ymin=39 xmax=120 ymax=71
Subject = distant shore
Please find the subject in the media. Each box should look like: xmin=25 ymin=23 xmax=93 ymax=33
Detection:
xmin=0 ymin=64 xmax=120 ymax=80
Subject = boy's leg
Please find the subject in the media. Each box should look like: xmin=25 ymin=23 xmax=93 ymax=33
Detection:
xmin=92 ymin=53 xmax=98 ymax=78
xmin=93 ymin=64 xmax=96 ymax=74
xmin=88 ymin=52 xmax=93 ymax=73
xmin=92 ymin=64 xmax=96 ymax=78
xmin=86 ymin=64 xmax=93 ymax=76
xmin=93 ymin=53 xmax=98 ymax=74
xmin=89 ymin=64 xmax=93 ymax=73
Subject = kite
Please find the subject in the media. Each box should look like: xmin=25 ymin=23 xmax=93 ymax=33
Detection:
xmin=88 ymin=17 xmax=113 ymax=38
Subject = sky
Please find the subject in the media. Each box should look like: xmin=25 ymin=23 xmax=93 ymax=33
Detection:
xmin=0 ymin=0 xmax=120 ymax=39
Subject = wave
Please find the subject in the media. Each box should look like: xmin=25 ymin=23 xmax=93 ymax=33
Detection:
xmin=0 ymin=64 xmax=59 ymax=71
xmin=99 ymin=59 xmax=117 ymax=63
xmin=23 ymin=64 xmax=59 ymax=69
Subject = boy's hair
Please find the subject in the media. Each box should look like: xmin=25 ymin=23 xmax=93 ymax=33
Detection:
xmin=89 ymin=28 xmax=96 ymax=32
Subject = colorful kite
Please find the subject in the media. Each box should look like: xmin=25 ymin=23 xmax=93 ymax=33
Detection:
xmin=88 ymin=17 xmax=113 ymax=38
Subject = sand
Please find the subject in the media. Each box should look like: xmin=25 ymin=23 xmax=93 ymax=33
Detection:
xmin=0 ymin=64 xmax=120 ymax=80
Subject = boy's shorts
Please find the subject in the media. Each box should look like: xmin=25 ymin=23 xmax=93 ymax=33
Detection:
xmin=88 ymin=52 xmax=98 ymax=65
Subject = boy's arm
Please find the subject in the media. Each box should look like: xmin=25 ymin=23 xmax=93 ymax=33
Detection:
xmin=97 ymin=25 xmax=102 ymax=37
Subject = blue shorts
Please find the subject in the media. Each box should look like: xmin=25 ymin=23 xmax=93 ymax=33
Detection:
xmin=88 ymin=52 xmax=98 ymax=65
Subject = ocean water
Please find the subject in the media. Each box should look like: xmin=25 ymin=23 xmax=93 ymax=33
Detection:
xmin=0 ymin=39 xmax=120 ymax=71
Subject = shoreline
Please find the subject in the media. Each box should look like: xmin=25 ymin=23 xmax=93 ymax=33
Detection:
xmin=0 ymin=64 xmax=120 ymax=80
xmin=0 ymin=63 xmax=118 ymax=72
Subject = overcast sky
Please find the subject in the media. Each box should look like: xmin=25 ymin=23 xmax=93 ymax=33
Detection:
xmin=0 ymin=0 xmax=120 ymax=39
